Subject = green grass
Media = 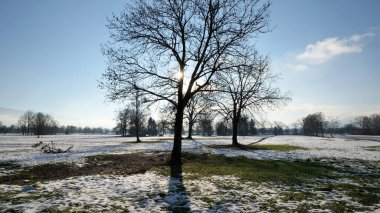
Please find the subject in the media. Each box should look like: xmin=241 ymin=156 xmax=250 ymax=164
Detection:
xmin=0 ymin=153 xmax=169 ymax=185
xmin=0 ymin=162 xmax=22 ymax=170
xmin=183 ymin=137 xmax=226 ymax=141
xmin=281 ymin=190 xmax=316 ymax=202
xmin=1 ymin=152 xmax=379 ymax=211
xmin=155 ymin=153 xmax=331 ymax=184
xmin=314 ymin=183 xmax=380 ymax=206
xmin=325 ymin=201 xmax=352 ymax=213
xmin=207 ymin=144 xmax=307 ymax=151
xmin=363 ymin=145 xmax=380 ymax=151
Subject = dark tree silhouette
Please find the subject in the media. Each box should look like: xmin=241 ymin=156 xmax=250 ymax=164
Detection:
xmin=32 ymin=112 xmax=58 ymax=138
xmin=370 ymin=114 xmax=380 ymax=135
xmin=248 ymin=118 xmax=257 ymax=135
xmin=147 ymin=117 xmax=158 ymax=136
xmin=18 ymin=110 xmax=34 ymax=135
xmin=213 ymin=51 xmax=289 ymax=145
xmin=353 ymin=114 xmax=380 ymax=135
xmin=184 ymin=93 xmax=212 ymax=139
xmin=101 ymin=0 xmax=271 ymax=166
xmin=197 ymin=112 xmax=214 ymax=136
xmin=215 ymin=120 xmax=230 ymax=136
xmin=355 ymin=116 xmax=371 ymax=135
xmin=302 ymin=112 xmax=325 ymax=137
xmin=0 ymin=121 xmax=6 ymax=135
xmin=116 ymin=107 xmax=131 ymax=137
xmin=238 ymin=115 xmax=249 ymax=136
xmin=130 ymin=90 xmax=146 ymax=142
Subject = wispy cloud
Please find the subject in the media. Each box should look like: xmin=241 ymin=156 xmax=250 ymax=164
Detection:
xmin=296 ymin=33 xmax=373 ymax=64
xmin=286 ymin=63 xmax=307 ymax=72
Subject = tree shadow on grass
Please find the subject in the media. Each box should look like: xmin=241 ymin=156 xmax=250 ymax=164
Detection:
xmin=165 ymin=165 xmax=191 ymax=212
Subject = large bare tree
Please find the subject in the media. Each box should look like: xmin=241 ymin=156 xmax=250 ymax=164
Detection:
xmin=33 ymin=112 xmax=58 ymax=138
xmin=213 ymin=51 xmax=289 ymax=145
xmin=302 ymin=112 xmax=325 ymax=137
xmin=100 ymin=0 xmax=271 ymax=165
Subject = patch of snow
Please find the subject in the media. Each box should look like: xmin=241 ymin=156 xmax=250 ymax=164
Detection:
xmin=259 ymin=136 xmax=379 ymax=161
xmin=1 ymin=172 xmax=376 ymax=212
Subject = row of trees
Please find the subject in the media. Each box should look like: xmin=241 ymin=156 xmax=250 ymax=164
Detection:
xmin=115 ymin=105 xmax=259 ymax=138
xmin=352 ymin=114 xmax=380 ymax=135
xmin=0 ymin=121 xmax=12 ymax=135
xmin=0 ymin=111 xmax=112 ymax=136
xmin=60 ymin=126 xmax=112 ymax=135
xmin=301 ymin=112 xmax=380 ymax=136
xmin=114 ymin=107 xmax=380 ymax=140
xmin=18 ymin=111 xmax=58 ymax=137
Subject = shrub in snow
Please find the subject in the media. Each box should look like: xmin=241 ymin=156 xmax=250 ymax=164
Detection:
xmin=32 ymin=141 xmax=73 ymax=153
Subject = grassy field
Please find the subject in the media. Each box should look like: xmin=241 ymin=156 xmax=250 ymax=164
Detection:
xmin=0 ymin=135 xmax=379 ymax=212
xmin=1 ymin=150 xmax=379 ymax=212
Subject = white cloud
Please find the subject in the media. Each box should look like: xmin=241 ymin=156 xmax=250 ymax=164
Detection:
xmin=286 ymin=63 xmax=308 ymax=72
xmin=296 ymin=33 xmax=373 ymax=64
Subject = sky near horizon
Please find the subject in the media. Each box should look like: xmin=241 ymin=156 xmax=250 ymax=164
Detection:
xmin=1 ymin=0 xmax=380 ymax=128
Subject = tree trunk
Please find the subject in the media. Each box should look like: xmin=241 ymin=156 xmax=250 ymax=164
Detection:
xmin=321 ymin=124 xmax=324 ymax=137
xmin=135 ymin=118 xmax=141 ymax=142
xmin=135 ymin=92 xmax=141 ymax=142
xmin=187 ymin=121 xmax=193 ymax=139
xmin=171 ymin=104 xmax=184 ymax=166
xmin=232 ymin=117 xmax=239 ymax=146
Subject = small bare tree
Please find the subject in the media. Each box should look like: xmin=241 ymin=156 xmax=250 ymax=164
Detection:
xmin=116 ymin=107 xmax=131 ymax=137
xmin=130 ymin=90 xmax=146 ymax=142
xmin=197 ymin=112 xmax=214 ymax=136
xmin=213 ymin=51 xmax=290 ymax=145
xmin=184 ymin=93 xmax=213 ymax=139
xmin=100 ymin=0 xmax=271 ymax=165
xmin=18 ymin=110 xmax=35 ymax=135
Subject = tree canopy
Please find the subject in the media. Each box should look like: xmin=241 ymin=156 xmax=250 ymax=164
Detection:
xmin=101 ymin=0 xmax=272 ymax=165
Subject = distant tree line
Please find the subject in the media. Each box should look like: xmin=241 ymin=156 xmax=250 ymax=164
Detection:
xmin=351 ymin=114 xmax=380 ymax=135
xmin=17 ymin=111 xmax=58 ymax=137
xmin=0 ymin=111 xmax=112 ymax=136
xmin=301 ymin=112 xmax=380 ymax=137
xmin=215 ymin=116 xmax=257 ymax=136
xmin=115 ymin=102 xmax=260 ymax=139
xmin=0 ymin=121 xmax=18 ymax=135
xmin=58 ymin=126 xmax=112 ymax=135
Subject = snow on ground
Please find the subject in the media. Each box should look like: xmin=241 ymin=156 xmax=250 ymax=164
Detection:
xmin=0 ymin=135 xmax=266 ymax=166
xmin=0 ymin=135 xmax=379 ymax=212
xmin=186 ymin=135 xmax=380 ymax=161
xmin=0 ymin=135 xmax=378 ymax=167
xmin=0 ymin=135 xmax=170 ymax=166
xmin=259 ymin=135 xmax=380 ymax=161
xmin=2 ymin=172 xmax=375 ymax=212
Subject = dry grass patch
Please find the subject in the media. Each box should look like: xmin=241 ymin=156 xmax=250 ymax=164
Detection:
xmin=0 ymin=153 xmax=170 ymax=185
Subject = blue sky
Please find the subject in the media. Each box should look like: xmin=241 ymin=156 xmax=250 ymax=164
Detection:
xmin=1 ymin=0 xmax=379 ymax=128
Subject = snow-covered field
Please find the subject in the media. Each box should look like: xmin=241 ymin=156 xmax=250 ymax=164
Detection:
xmin=0 ymin=134 xmax=379 ymax=212
xmin=0 ymin=135 xmax=266 ymax=166
xmin=0 ymin=134 xmax=378 ymax=166
xmin=2 ymin=172 xmax=372 ymax=213
xmin=260 ymin=135 xmax=380 ymax=161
